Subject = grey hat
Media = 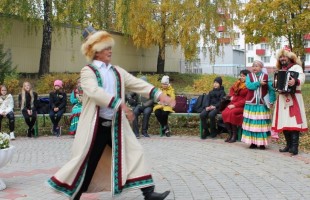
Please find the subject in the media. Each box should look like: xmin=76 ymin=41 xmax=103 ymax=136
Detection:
xmin=82 ymin=25 xmax=97 ymax=40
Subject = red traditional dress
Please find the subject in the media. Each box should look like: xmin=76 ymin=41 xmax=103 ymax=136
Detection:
xmin=222 ymin=80 xmax=248 ymax=126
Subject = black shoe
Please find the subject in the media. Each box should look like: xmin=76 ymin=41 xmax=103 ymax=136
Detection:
xmin=142 ymin=133 xmax=150 ymax=138
xmin=56 ymin=127 xmax=61 ymax=137
xmin=249 ymin=143 xmax=257 ymax=149
xmin=165 ymin=129 xmax=171 ymax=137
xmin=279 ymin=146 xmax=290 ymax=152
xmin=259 ymin=145 xmax=266 ymax=150
xmin=27 ymin=129 xmax=32 ymax=137
xmin=210 ymin=134 xmax=217 ymax=139
xmin=201 ymin=130 xmax=210 ymax=139
xmin=145 ymin=190 xmax=170 ymax=200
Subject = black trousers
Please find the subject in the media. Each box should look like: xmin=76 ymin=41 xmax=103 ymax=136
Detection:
xmin=74 ymin=118 xmax=112 ymax=199
xmin=200 ymin=108 xmax=219 ymax=133
xmin=0 ymin=111 xmax=15 ymax=132
xmin=154 ymin=109 xmax=170 ymax=127
xmin=22 ymin=109 xmax=37 ymax=130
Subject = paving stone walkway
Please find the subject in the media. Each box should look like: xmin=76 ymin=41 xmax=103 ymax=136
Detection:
xmin=0 ymin=135 xmax=310 ymax=200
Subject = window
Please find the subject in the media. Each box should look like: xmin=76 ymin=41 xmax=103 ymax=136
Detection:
xmin=197 ymin=47 xmax=201 ymax=54
xmin=248 ymin=57 xmax=254 ymax=63
xmin=261 ymin=43 xmax=270 ymax=50
xmin=233 ymin=45 xmax=240 ymax=50
xmin=261 ymin=56 xmax=271 ymax=63
xmin=248 ymin=44 xmax=254 ymax=50
xmin=234 ymin=33 xmax=240 ymax=39
xmin=306 ymin=54 xmax=310 ymax=62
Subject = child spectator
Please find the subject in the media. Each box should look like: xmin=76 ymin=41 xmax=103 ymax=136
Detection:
xmin=18 ymin=81 xmax=38 ymax=137
xmin=68 ymin=78 xmax=83 ymax=135
xmin=0 ymin=85 xmax=15 ymax=140
xmin=49 ymin=80 xmax=67 ymax=136
xmin=241 ymin=60 xmax=276 ymax=149
xmin=153 ymin=75 xmax=175 ymax=137
xmin=222 ymin=70 xmax=250 ymax=143
xmin=200 ymin=77 xmax=226 ymax=139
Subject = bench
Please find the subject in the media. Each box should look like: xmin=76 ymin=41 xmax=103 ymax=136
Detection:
xmin=14 ymin=113 xmax=71 ymax=137
xmin=155 ymin=112 xmax=203 ymax=138
xmin=156 ymin=112 xmax=242 ymax=141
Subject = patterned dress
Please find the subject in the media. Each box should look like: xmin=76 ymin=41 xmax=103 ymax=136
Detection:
xmin=68 ymin=89 xmax=83 ymax=135
xmin=241 ymin=72 xmax=276 ymax=146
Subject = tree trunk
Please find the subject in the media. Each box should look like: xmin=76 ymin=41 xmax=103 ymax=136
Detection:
xmin=156 ymin=45 xmax=165 ymax=74
xmin=39 ymin=0 xmax=52 ymax=76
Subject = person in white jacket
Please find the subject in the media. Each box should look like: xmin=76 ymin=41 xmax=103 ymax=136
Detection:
xmin=0 ymin=85 xmax=15 ymax=140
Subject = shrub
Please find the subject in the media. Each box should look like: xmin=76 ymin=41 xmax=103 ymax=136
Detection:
xmin=3 ymin=73 xmax=20 ymax=95
xmin=0 ymin=44 xmax=18 ymax=86
xmin=36 ymin=73 xmax=80 ymax=94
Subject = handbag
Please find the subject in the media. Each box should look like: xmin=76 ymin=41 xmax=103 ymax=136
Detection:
xmin=219 ymin=96 xmax=231 ymax=112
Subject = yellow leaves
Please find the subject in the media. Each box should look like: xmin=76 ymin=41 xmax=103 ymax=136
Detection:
xmin=239 ymin=0 xmax=310 ymax=48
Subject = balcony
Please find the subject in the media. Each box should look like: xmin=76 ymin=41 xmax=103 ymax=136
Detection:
xmin=218 ymin=38 xmax=231 ymax=44
xmin=305 ymin=48 xmax=310 ymax=53
xmin=260 ymin=37 xmax=268 ymax=42
xmin=304 ymin=34 xmax=310 ymax=40
xmin=256 ymin=49 xmax=265 ymax=55
xmin=217 ymin=26 xmax=225 ymax=32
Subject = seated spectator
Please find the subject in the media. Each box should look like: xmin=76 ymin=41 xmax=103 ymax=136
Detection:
xmin=153 ymin=75 xmax=175 ymax=137
xmin=0 ymin=85 xmax=15 ymax=140
xmin=18 ymin=81 xmax=38 ymax=137
xmin=222 ymin=70 xmax=250 ymax=143
xmin=200 ymin=77 xmax=226 ymax=139
xmin=69 ymin=78 xmax=83 ymax=136
xmin=126 ymin=76 xmax=154 ymax=138
xmin=49 ymin=80 xmax=67 ymax=136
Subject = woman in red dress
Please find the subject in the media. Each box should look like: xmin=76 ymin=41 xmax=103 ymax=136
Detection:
xmin=222 ymin=70 xmax=250 ymax=143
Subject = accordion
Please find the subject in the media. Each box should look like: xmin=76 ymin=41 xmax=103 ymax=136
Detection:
xmin=273 ymin=70 xmax=299 ymax=94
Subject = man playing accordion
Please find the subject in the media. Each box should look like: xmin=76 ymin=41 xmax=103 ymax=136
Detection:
xmin=272 ymin=48 xmax=308 ymax=155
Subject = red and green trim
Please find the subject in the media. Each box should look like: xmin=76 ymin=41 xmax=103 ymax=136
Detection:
xmin=123 ymin=175 xmax=154 ymax=189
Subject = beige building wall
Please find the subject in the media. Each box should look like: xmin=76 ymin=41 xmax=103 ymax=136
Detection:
xmin=0 ymin=19 xmax=183 ymax=73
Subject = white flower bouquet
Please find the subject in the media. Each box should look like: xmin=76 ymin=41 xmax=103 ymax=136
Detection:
xmin=0 ymin=133 xmax=10 ymax=149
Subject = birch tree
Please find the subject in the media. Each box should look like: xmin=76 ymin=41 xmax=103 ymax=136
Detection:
xmin=116 ymin=0 xmax=239 ymax=73
xmin=238 ymin=0 xmax=310 ymax=63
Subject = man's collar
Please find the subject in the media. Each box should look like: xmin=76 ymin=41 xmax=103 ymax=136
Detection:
xmin=93 ymin=60 xmax=112 ymax=69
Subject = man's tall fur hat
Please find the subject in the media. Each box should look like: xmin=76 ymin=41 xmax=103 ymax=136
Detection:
xmin=276 ymin=46 xmax=302 ymax=69
xmin=81 ymin=25 xmax=115 ymax=62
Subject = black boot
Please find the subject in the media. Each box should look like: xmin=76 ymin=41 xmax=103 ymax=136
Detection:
xmin=210 ymin=124 xmax=218 ymax=138
xmin=27 ymin=128 xmax=32 ymax=137
xmin=164 ymin=126 xmax=171 ymax=137
xmin=224 ymin=123 xmax=232 ymax=142
xmin=145 ymin=191 xmax=170 ymax=200
xmin=201 ymin=129 xmax=210 ymax=139
xmin=279 ymin=131 xmax=292 ymax=152
xmin=228 ymin=131 xmax=237 ymax=143
xmin=142 ymin=186 xmax=170 ymax=200
xmin=228 ymin=125 xmax=237 ymax=143
xmin=290 ymin=131 xmax=299 ymax=155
